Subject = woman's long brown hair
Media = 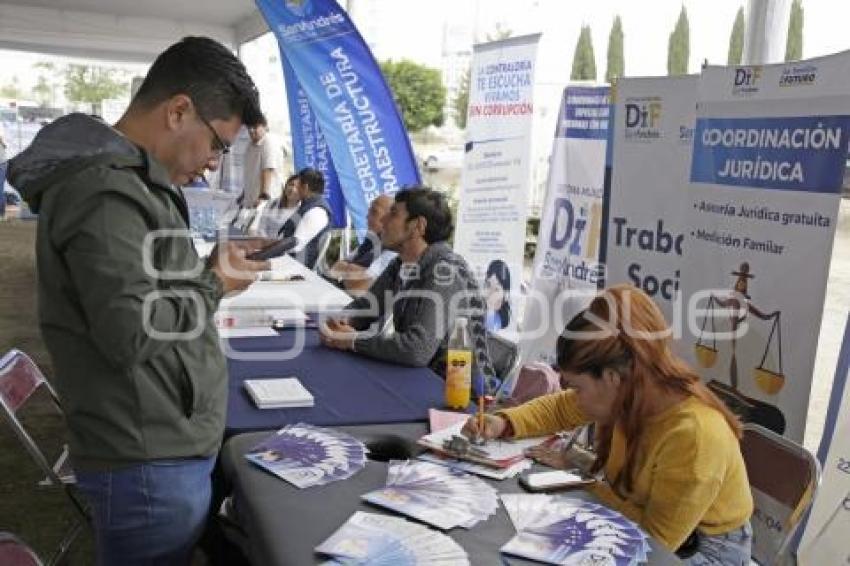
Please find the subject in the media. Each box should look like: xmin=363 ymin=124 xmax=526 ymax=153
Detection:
xmin=556 ymin=284 xmax=742 ymax=493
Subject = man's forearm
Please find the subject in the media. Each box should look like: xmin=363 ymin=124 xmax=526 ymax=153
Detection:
xmin=260 ymin=168 xmax=274 ymax=199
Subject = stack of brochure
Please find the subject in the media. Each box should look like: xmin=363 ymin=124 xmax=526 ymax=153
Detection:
xmin=243 ymin=377 xmax=314 ymax=409
xmin=245 ymin=424 xmax=367 ymax=489
xmin=316 ymin=511 xmax=469 ymax=565
xmin=500 ymin=494 xmax=651 ymax=565
xmin=362 ymin=460 xmax=498 ymax=530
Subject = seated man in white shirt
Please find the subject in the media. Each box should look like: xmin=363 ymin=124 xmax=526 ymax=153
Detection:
xmin=328 ymin=194 xmax=396 ymax=292
xmin=278 ymin=167 xmax=331 ymax=269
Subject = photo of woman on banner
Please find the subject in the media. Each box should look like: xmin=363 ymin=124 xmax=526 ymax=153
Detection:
xmin=484 ymin=259 xmax=512 ymax=331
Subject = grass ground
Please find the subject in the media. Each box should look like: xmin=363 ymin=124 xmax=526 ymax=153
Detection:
xmin=0 ymin=220 xmax=95 ymax=563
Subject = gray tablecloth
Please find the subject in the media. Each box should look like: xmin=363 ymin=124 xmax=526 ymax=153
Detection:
xmin=220 ymin=423 xmax=681 ymax=565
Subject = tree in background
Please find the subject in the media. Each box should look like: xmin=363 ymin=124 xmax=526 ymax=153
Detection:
xmin=0 ymin=76 xmax=24 ymax=100
xmin=380 ymin=59 xmax=446 ymax=132
xmin=32 ymin=62 xmax=60 ymax=107
xmin=485 ymin=23 xmax=513 ymax=43
xmin=727 ymin=7 xmax=745 ymax=65
xmin=63 ymin=64 xmax=129 ymax=108
xmin=667 ymin=6 xmax=690 ymax=75
xmin=454 ymin=67 xmax=470 ymax=128
xmin=785 ymin=0 xmax=804 ymax=61
xmin=605 ymin=15 xmax=625 ymax=84
xmin=571 ymin=25 xmax=597 ymax=81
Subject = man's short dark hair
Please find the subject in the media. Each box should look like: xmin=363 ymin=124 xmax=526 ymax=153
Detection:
xmin=298 ymin=167 xmax=325 ymax=194
xmin=254 ymin=112 xmax=268 ymax=127
xmin=395 ymin=187 xmax=453 ymax=244
xmin=132 ymin=36 xmax=262 ymax=127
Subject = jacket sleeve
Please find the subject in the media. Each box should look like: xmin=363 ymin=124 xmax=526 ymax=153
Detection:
xmin=352 ymin=267 xmax=462 ymax=368
xmin=344 ymin=259 xmax=398 ymax=331
xmin=59 ymin=193 xmax=223 ymax=370
xmin=497 ymin=390 xmax=590 ymax=437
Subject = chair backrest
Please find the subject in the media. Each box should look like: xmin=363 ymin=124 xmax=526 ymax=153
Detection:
xmin=486 ymin=332 xmax=520 ymax=381
xmin=311 ymin=230 xmax=334 ymax=273
xmin=0 ymin=349 xmax=65 ymax=486
xmin=0 ymin=349 xmax=49 ymax=413
xmin=740 ymin=423 xmax=821 ymax=564
xmin=0 ymin=532 xmax=43 ymax=566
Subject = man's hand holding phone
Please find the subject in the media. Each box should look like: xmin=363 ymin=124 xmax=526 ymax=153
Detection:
xmin=208 ymin=238 xmax=273 ymax=294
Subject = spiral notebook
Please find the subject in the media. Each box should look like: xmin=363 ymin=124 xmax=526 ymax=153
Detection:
xmin=244 ymin=377 xmax=314 ymax=409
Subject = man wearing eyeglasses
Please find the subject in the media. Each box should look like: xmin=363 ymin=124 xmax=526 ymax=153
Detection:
xmin=7 ymin=37 xmax=270 ymax=565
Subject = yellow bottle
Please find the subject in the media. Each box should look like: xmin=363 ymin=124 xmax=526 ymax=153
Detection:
xmin=445 ymin=317 xmax=473 ymax=409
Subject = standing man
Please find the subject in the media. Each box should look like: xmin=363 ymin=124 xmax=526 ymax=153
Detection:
xmin=236 ymin=113 xmax=282 ymax=229
xmin=7 ymin=37 xmax=270 ymax=565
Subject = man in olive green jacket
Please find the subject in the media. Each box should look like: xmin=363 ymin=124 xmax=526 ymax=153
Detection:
xmin=7 ymin=37 xmax=269 ymax=565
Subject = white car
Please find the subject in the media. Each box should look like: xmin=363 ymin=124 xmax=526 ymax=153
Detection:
xmin=422 ymin=145 xmax=466 ymax=170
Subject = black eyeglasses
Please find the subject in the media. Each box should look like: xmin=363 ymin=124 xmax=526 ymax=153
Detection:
xmin=196 ymin=113 xmax=231 ymax=156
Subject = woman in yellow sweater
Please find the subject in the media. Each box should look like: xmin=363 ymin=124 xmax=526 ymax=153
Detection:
xmin=465 ymin=284 xmax=754 ymax=564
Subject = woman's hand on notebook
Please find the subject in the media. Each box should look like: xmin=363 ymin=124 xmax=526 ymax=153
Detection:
xmin=461 ymin=414 xmax=509 ymax=441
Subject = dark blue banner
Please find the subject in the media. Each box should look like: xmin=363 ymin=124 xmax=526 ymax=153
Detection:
xmin=690 ymin=115 xmax=850 ymax=193
xmin=255 ymin=0 xmax=421 ymax=233
xmin=282 ymin=56 xmax=346 ymax=228
xmin=558 ymin=86 xmax=610 ymax=140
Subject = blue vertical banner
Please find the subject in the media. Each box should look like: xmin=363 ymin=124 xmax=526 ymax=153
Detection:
xmin=255 ymin=0 xmax=422 ymax=233
xmin=282 ymin=57 xmax=346 ymax=227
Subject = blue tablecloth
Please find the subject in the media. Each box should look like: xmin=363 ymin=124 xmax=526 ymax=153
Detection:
xmin=225 ymin=329 xmax=449 ymax=434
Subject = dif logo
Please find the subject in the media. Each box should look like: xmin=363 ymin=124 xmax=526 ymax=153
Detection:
xmin=549 ymin=198 xmax=601 ymax=260
xmin=624 ymin=100 xmax=662 ymax=140
xmin=625 ymin=102 xmax=661 ymax=129
xmin=733 ymin=66 xmax=762 ymax=94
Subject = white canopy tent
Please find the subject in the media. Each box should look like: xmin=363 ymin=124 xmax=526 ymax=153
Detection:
xmin=0 ymin=0 xmax=269 ymax=63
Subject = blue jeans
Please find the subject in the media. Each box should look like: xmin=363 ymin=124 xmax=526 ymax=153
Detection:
xmin=684 ymin=522 xmax=753 ymax=565
xmin=75 ymin=456 xmax=216 ymax=566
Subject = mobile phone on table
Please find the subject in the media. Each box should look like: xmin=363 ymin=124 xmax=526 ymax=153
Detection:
xmin=518 ymin=470 xmax=594 ymax=493
xmin=271 ymin=317 xmax=317 ymax=330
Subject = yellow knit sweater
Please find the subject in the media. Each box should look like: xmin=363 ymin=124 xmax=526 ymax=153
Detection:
xmin=500 ymin=390 xmax=753 ymax=550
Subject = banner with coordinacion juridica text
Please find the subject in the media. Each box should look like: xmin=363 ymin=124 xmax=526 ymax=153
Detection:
xmin=603 ymin=75 xmax=698 ymax=332
xmin=679 ymin=54 xmax=849 ymax=452
xmin=520 ymin=86 xmax=610 ymax=365
xmin=255 ymin=0 xmax=421 ymax=233
xmin=282 ymin=56 xmax=346 ymax=228
xmin=452 ymin=34 xmax=540 ymax=340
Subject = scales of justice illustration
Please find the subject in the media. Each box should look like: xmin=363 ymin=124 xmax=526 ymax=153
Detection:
xmin=694 ymin=262 xmax=787 ymax=434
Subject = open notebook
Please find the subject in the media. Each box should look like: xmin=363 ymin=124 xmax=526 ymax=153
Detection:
xmin=417 ymin=421 xmax=554 ymax=469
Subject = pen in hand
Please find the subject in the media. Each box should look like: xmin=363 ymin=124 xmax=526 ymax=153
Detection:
xmin=474 ymin=394 xmax=485 ymax=445
xmin=559 ymin=429 xmax=580 ymax=455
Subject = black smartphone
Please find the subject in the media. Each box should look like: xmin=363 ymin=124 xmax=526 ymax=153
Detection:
xmin=246 ymin=237 xmax=297 ymax=261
